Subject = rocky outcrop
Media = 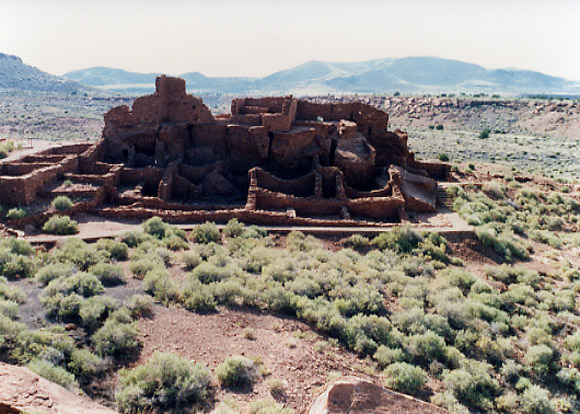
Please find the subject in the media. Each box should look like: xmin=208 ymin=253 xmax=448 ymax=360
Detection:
xmin=308 ymin=377 xmax=448 ymax=414
xmin=0 ymin=362 xmax=116 ymax=414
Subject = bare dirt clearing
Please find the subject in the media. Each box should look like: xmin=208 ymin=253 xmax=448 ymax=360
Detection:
xmin=138 ymin=305 xmax=375 ymax=412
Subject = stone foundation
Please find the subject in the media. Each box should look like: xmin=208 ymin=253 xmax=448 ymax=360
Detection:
xmin=0 ymin=76 xmax=449 ymax=227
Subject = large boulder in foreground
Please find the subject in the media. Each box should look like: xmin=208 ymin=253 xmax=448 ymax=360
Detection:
xmin=0 ymin=362 xmax=115 ymax=414
xmin=308 ymin=377 xmax=448 ymax=414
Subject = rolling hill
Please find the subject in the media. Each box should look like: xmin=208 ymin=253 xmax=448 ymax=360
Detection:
xmin=64 ymin=56 xmax=580 ymax=95
xmin=0 ymin=53 xmax=85 ymax=94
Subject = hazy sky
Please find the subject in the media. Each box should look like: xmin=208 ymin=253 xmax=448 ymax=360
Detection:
xmin=1 ymin=0 xmax=579 ymax=80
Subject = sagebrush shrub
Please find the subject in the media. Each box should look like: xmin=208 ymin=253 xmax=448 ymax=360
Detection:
xmin=42 ymin=215 xmax=79 ymax=235
xmin=35 ymin=263 xmax=74 ymax=286
xmin=52 ymin=238 xmax=109 ymax=271
xmin=51 ymin=195 xmax=74 ymax=211
xmin=44 ymin=272 xmax=104 ymax=298
xmin=92 ymin=318 xmax=139 ymax=358
xmin=190 ymin=222 xmax=221 ymax=244
xmin=68 ymin=348 xmax=108 ymax=381
xmin=374 ymin=345 xmax=406 ymax=368
xmin=95 ymin=239 xmax=129 ymax=261
xmin=223 ymin=218 xmax=244 ymax=238
xmin=384 ymin=362 xmax=427 ymax=395
xmin=116 ymin=351 xmax=211 ymax=413
xmin=6 ymin=207 xmax=27 ymax=219
xmin=247 ymin=399 xmax=293 ymax=414
xmin=181 ymin=250 xmax=202 ymax=269
xmin=443 ymin=360 xmax=499 ymax=409
xmin=126 ymin=294 xmax=154 ymax=318
xmin=89 ymin=262 xmax=125 ymax=286
xmin=520 ymin=385 xmax=556 ymax=414
xmin=525 ymin=345 xmax=553 ymax=376
xmin=143 ymin=268 xmax=180 ymax=304
xmin=216 ymin=355 xmax=258 ymax=388
xmin=28 ymin=358 xmax=77 ymax=390
xmin=130 ymin=258 xmax=163 ymax=278
xmin=371 ymin=225 xmax=422 ymax=253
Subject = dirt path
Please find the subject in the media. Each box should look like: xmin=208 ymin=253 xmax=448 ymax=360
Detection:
xmin=0 ymin=139 xmax=62 ymax=163
xmin=24 ymin=211 xmax=473 ymax=246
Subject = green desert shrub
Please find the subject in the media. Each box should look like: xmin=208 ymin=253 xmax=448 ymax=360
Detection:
xmin=141 ymin=216 xmax=168 ymax=239
xmin=371 ymin=226 xmax=422 ymax=253
xmin=143 ymin=268 xmax=180 ymax=304
xmin=42 ymin=215 xmax=79 ymax=235
xmin=68 ymin=348 xmax=108 ymax=381
xmin=557 ymin=367 xmax=580 ymax=394
xmin=0 ymin=299 xmax=20 ymax=319
xmin=44 ymin=272 xmax=104 ymax=298
xmin=525 ymin=345 xmax=554 ymax=376
xmin=0 ymin=247 xmax=35 ymax=279
xmin=475 ymin=224 xmax=528 ymax=261
xmin=374 ymin=345 xmax=406 ymax=368
xmin=443 ymin=360 xmax=499 ymax=409
xmin=190 ymin=222 xmax=221 ymax=244
xmin=41 ymin=293 xmax=82 ymax=320
xmin=163 ymin=233 xmax=189 ymax=251
xmin=51 ymin=195 xmax=74 ymax=211
xmin=0 ymin=139 xmax=15 ymax=158
xmin=0 ymin=277 xmax=25 ymax=303
xmin=183 ymin=281 xmax=217 ymax=312
xmin=126 ymin=294 xmax=154 ymax=318
xmin=92 ymin=318 xmax=140 ymax=358
xmin=520 ymin=385 xmax=556 ymax=414
xmin=479 ymin=127 xmax=491 ymax=139
xmin=51 ymin=238 xmax=109 ymax=271
xmin=485 ymin=265 xmax=539 ymax=286
xmin=95 ymin=239 xmax=129 ymax=261
xmin=286 ymin=231 xmax=321 ymax=252
xmin=247 ymin=399 xmax=293 ymax=414
xmin=191 ymin=262 xmax=229 ymax=284
xmin=13 ymin=325 xmax=76 ymax=363
xmin=406 ymin=331 xmax=447 ymax=364
xmin=116 ymin=351 xmax=211 ymax=413
xmin=89 ymin=262 xmax=125 ymax=286
xmin=35 ymin=263 xmax=74 ymax=286
xmin=28 ymin=358 xmax=77 ymax=390
xmin=130 ymin=258 xmax=163 ymax=278
xmin=6 ymin=207 xmax=27 ymax=219
xmin=141 ymin=217 xmax=188 ymax=250
xmin=181 ymin=250 xmax=202 ymax=269
xmin=1 ymin=238 xmax=33 ymax=256
xmin=223 ymin=218 xmax=245 ymax=238
xmin=79 ymin=296 xmax=118 ymax=331
xmin=482 ymin=182 xmax=504 ymax=200
xmin=120 ymin=231 xmax=152 ymax=248
xmin=216 ymin=355 xmax=258 ymax=388
xmin=345 ymin=234 xmax=370 ymax=250
xmin=565 ymin=332 xmax=580 ymax=353
xmin=384 ymin=362 xmax=427 ymax=396
xmin=529 ymin=230 xmax=561 ymax=249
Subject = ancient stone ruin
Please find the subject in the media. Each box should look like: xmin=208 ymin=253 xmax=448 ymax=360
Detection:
xmin=0 ymin=76 xmax=449 ymax=226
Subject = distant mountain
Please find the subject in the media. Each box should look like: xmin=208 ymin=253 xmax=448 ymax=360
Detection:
xmin=64 ymin=66 xmax=158 ymax=88
xmin=0 ymin=53 xmax=85 ymax=93
xmin=60 ymin=56 xmax=580 ymax=96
